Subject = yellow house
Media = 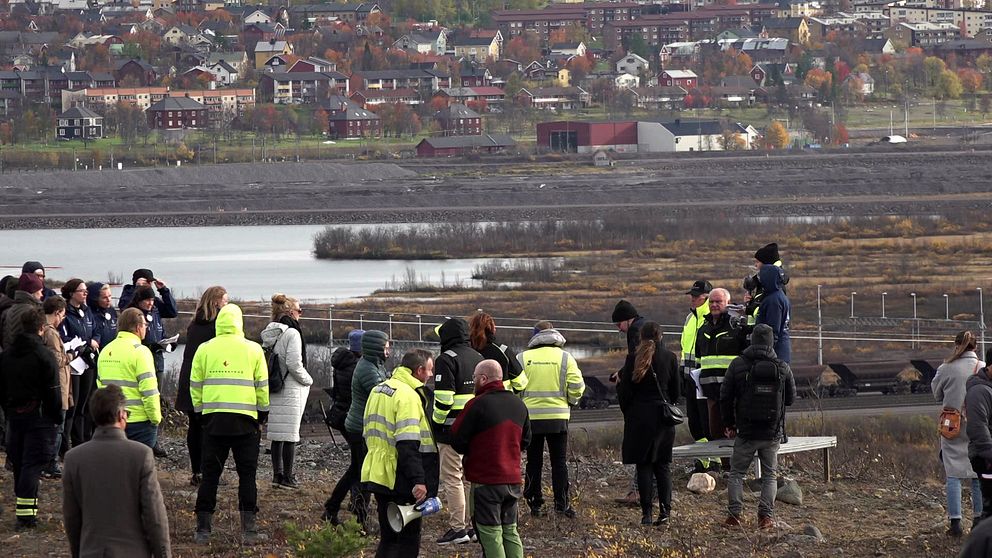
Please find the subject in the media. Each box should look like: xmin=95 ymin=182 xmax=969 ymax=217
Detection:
xmin=555 ymin=68 xmax=571 ymax=87
xmin=762 ymin=18 xmax=811 ymax=46
xmin=452 ymin=34 xmax=501 ymax=61
xmin=254 ymin=40 xmax=293 ymax=69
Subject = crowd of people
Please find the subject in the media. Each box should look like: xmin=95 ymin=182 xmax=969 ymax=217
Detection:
xmin=0 ymin=248 xmax=989 ymax=556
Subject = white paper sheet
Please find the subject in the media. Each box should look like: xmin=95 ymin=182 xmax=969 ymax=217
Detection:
xmin=690 ymin=368 xmax=704 ymax=399
xmin=69 ymin=357 xmax=87 ymax=375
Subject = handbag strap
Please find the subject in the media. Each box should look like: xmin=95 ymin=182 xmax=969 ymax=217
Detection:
xmin=650 ymin=368 xmax=671 ymax=405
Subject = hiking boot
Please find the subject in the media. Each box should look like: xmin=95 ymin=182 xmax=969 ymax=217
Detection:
xmin=640 ymin=514 xmax=653 ymax=525
xmin=278 ymin=476 xmax=300 ymax=490
xmin=653 ymin=515 xmax=669 ymax=527
xmin=15 ymin=517 xmax=37 ymax=531
xmin=724 ymin=514 xmax=742 ymax=528
xmin=241 ymin=511 xmax=268 ymax=544
xmin=271 ymin=472 xmax=284 ymax=488
xmin=437 ymin=528 xmax=470 ymax=545
xmin=758 ymin=515 xmax=776 ymax=530
xmin=43 ymin=464 xmax=62 ymax=479
xmin=555 ymin=508 xmax=577 ymax=519
xmin=194 ymin=512 xmax=212 ymax=544
xmin=948 ymin=518 xmax=964 ymax=538
xmin=152 ymin=443 xmax=168 ymax=458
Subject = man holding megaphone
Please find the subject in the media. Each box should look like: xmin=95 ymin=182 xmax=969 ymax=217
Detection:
xmin=361 ymin=349 xmax=440 ymax=558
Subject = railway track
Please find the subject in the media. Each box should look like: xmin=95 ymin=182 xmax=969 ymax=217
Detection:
xmin=300 ymin=393 xmax=938 ymax=438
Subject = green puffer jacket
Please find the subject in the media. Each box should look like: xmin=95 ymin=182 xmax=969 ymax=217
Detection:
xmin=344 ymin=330 xmax=389 ymax=434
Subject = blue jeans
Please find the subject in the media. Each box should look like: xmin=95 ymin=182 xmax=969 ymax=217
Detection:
xmin=947 ymin=477 xmax=983 ymax=519
xmin=125 ymin=421 xmax=158 ymax=449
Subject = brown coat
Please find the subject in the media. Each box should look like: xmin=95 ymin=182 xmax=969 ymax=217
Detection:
xmin=62 ymin=427 xmax=171 ymax=558
xmin=43 ymin=323 xmax=72 ymax=410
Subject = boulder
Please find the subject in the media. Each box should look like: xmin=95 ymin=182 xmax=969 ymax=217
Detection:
xmin=777 ymin=479 xmax=803 ymax=506
xmin=803 ymin=524 xmax=825 ymax=542
xmin=687 ymin=473 xmax=716 ymax=494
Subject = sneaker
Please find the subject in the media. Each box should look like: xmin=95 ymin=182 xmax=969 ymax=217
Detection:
xmin=271 ymin=473 xmax=284 ymax=488
xmin=467 ymin=528 xmax=477 ymax=542
xmin=724 ymin=515 xmax=742 ymax=528
xmin=279 ymin=476 xmax=300 ymax=490
xmin=437 ymin=528 xmax=470 ymax=545
xmin=555 ymin=508 xmax=577 ymax=519
xmin=758 ymin=515 xmax=776 ymax=530
xmin=640 ymin=514 xmax=653 ymax=525
xmin=653 ymin=515 xmax=669 ymax=527
xmin=42 ymin=465 xmax=62 ymax=479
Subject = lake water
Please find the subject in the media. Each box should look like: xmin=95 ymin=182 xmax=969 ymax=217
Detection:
xmin=0 ymin=224 xmax=488 ymax=301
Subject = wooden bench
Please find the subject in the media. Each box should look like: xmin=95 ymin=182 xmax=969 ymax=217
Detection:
xmin=672 ymin=436 xmax=838 ymax=482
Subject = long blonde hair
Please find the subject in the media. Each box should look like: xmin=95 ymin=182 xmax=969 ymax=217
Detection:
xmin=632 ymin=321 xmax=662 ymax=383
xmin=946 ymin=330 xmax=978 ymax=364
xmin=194 ymin=286 xmax=227 ymax=322
xmin=271 ymin=292 xmax=300 ymax=321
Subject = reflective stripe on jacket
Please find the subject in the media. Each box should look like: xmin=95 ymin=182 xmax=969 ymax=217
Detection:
xmin=362 ymin=366 xmax=437 ymax=491
xmin=518 ymin=346 xmax=584 ymax=421
xmin=190 ymin=304 xmax=269 ymax=419
xmin=97 ymin=331 xmax=161 ymax=424
xmin=680 ymin=302 xmax=709 ymax=371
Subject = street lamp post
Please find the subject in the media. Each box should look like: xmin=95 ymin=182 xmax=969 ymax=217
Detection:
xmin=943 ymin=294 xmax=949 ymax=320
xmin=911 ymin=292 xmax=918 ymax=350
xmin=817 ymin=285 xmax=823 ymax=365
xmin=911 ymin=293 xmax=918 ymax=319
xmin=979 ymin=288 xmax=986 ymax=358
xmin=881 ymin=292 xmax=887 ymax=319
xmin=850 ymin=291 xmax=857 ymax=319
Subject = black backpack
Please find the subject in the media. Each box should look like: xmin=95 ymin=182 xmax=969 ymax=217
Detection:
xmin=265 ymin=345 xmax=288 ymax=394
xmin=738 ymin=358 xmax=784 ymax=427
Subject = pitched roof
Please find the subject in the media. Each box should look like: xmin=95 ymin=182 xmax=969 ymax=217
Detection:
xmin=419 ymin=133 xmax=515 ymax=149
xmin=263 ymin=71 xmax=347 ymax=82
xmin=148 ymin=96 xmax=206 ymax=111
xmin=651 ymin=119 xmax=726 ymax=136
xmin=329 ymin=105 xmax=380 ymax=121
xmin=60 ymin=106 xmax=102 ymax=118
xmin=436 ymin=103 xmax=479 ymax=119
xmin=254 ymin=40 xmax=288 ymax=52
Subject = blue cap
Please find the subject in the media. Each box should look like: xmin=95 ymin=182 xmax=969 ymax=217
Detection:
xmin=349 ymin=329 xmax=365 ymax=353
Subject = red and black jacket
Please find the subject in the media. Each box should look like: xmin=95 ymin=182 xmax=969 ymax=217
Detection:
xmin=451 ymin=380 xmax=531 ymax=485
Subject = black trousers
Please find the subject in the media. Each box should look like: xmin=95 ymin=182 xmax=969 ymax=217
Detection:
xmin=684 ymin=376 xmax=710 ymax=442
xmin=7 ymin=414 xmax=57 ymax=522
xmin=195 ymin=430 xmax=260 ymax=513
xmin=524 ymin=431 xmax=569 ymax=511
xmin=69 ymin=368 xmax=96 ymax=447
xmin=374 ymin=493 xmax=421 ymax=558
xmin=325 ymin=428 xmax=370 ymax=521
xmin=972 ymin=456 xmax=992 ymax=521
xmin=185 ymin=411 xmax=203 ymax=475
xmin=636 ymin=426 xmax=675 ymax=518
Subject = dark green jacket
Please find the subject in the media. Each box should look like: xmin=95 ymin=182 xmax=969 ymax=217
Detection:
xmin=344 ymin=330 xmax=388 ymax=434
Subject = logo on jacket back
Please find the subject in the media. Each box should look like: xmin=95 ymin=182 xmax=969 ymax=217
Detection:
xmin=223 ymin=360 xmax=229 ymax=367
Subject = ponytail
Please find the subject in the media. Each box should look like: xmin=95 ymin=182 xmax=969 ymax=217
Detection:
xmin=632 ymin=321 xmax=662 ymax=383
xmin=945 ymin=330 xmax=978 ymax=363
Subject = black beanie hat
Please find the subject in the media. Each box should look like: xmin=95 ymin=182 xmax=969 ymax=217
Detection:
xmin=133 ymin=286 xmax=156 ymax=303
xmin=611 ymin=299 xmax=638 ymax=323
xmin=132 ymin=268 xmax=155 ymax=284
xmin=21 ymin=261 xmax=44 ymax=275
xmin=751 ymin=323 xmax=775 ymax=347
xmin=754 ymin=243 xmax=780 ymax=265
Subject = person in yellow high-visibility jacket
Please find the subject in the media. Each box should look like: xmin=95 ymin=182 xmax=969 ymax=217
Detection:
xmin=517 ymin=322 xmax=584 ymax=518
xmin=96 ymin=307 xmax=161 ymax=449
xmin=362 ymin=348 xmax=439 ymax=558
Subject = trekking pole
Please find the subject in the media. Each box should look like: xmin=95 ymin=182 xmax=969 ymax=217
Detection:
xmin=319 ymin=400 xmax=341 ymax=449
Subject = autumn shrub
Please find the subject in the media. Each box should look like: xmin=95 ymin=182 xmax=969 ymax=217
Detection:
xmin=284 ymin=520 xmax=366 ymax=558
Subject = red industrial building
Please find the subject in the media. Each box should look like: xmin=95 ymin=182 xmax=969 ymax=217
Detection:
xmin=535 ymin=121 xmax=638 ymax=153
xmin=416 ymin=133 xmax=516 ymax=157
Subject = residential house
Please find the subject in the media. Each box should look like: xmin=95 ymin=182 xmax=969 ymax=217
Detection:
xmin=659 ymin=69 xmax=697 ymax=89
xmin=616 ymin=52 xmax=649 ymax=76
xmin=458 ymin=65 xmax=492 ymax=87
xmin=287 ymin=56 xmax=337 ymax=73
xmin=393 ymin=30 xmax=447 ymax=55
xmin=0 ymin=90 xmax=21 ymax=117
xmin=807 ymin=14 xmax=866 ymax=40
xmin=289 ymin=3 xmax=380 ymax=28
xmin=762 ymin=17 xmax=810 ymax=45
xmin=549 ymin=41 xmax=586 ymax=57
xmin=258 ymin=71 xmax=349 ymax=104
xmin=241 ymin=7 xmax=273 ymax=25
xmin=434 ymin=103 xmax=482 ymax=136
xmin=353 ymin=69 xmax=444 ymax=92
xmin=243 ymin=22 xmax=285 ymax=50
xmin=659 ymin=41 xmax=700 ymax=69
xmin=433 ymin=86 xmax=506 ymax=109
xmin=57 ymin=105 xmax=104 ymax=140
xmin=162 ymin=24 xmax=201 ymax=46
xmin=750 ymin=62 xmax=797 ymax=86
xmin=884 ymin=22 xmax=960 ymax=47
xmin=861 ymin=38 xmax=896 ymax=55
xmin=451 ymin=34 xmax=501 ymax=61
xmin=416 ymin=134 xmax=516 ymax=157
xmin=204 ymin=60 xmax=238 ymax=84
xmin=113 ymin=59 xmax=157 ymax=86
xmin=775 ymin=0 xmax=821 ymax=18
xmin=147 ymin=96 xmax=208 ymax=129
xmin=715 ymin=28 xmax=759 ymax=41
xmin=934 ymin=39 xmax=992 ymax=63
xmin=253 ymin=39 xmax=292 ymax=68
xmin=754 ymin=83 xmax=817 ymax=105
xmin=627 ymin=86 xmax=687 ymax=110
xmin=350 ymin=88 xmax=423 ymax=108
xmin=328 ymin=105 xmax=381 ymax=139
xmin=636 ymin=119 xmax=727 ymax=152
xmin=709 ymin=85 xmax=755 ymax=106
xmin=843 ymin=71 xmax=875 ymax=96
xmin=514 ymin=86 xmax=591 ymax=111
xmin=615 ymin=73 xmax=639 ymax=89
xmin=722 ymin=37 xmax=790 ymax=64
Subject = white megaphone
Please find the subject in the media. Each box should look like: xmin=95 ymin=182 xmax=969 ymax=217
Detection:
xmin=387 ymin=497 xmax=442 ymax=533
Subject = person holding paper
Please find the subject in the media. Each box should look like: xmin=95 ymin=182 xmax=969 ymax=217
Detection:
xmin=41 ymin=296 xmax=72 ymax=479
xmin=96 ymin=308 xmax=162 ymax=449
xmin=60 ymin=279 xmax=98 ymax=447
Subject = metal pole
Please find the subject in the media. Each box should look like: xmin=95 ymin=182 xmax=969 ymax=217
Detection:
xmin=417 ymin=314 xmax=422 ymax=341
xmin=817 ymin=285 xmax=823 ymax=365
xmin=360 ymin=313 xmax=364 ymax=329
xmin=850 ymin=291 xmax=856 ymax=319
xmin=911 ymin=293 xmax=918 ymax=350
xmin=881 ymin=292 xmax=887 ymax=319
xmin=388 ymin=313 xmax=394 ymax=339
xmin=944 ymin=294 xmax=949 ymax=320
xmin=328 ymin=304 xmax=334 ymax=344
xmin=979 ymin=288 xmax=986 ymax=358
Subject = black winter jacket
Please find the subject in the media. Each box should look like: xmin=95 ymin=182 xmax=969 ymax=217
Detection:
xmin=618 ymin=343 xmax=681 ymax=465
xmin=176 ymin=315 xmax=216 ymax=413
xmin=966 ymin=370 xmax=992 ymax=462
xmin=477 ymin=335 xmax=525 ymax=392
xmin=329 ymin=348 xmax=359 ymax=429
xmin=0 ymin=333 xmax=63 ymax=424
xmin=719 ymin=344 xmax=795 ymax=441
xmin=86 ymin=283 xmax=118 ymax=349
xmin=696 ymin=312 xmax=747 ymax=399
xmin=432 ymin=318 xmax=483 ymax=445
xmin=60 ymin=301 xmax=95 ymax=347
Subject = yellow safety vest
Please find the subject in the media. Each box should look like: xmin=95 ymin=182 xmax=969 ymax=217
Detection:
xmin=190 ymin=304 xmax=269 ymax=419
xmin=97 ymin=331 xmax=161 ymax=425
xmin=518 ymin=346 xmax=584 ymax=421
xmin=362 ymin=366 xmax=437 ymax=490
xmin=680 ymin=302 xmax=710 ymax=368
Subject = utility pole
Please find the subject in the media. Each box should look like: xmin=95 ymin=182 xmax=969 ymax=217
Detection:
xmin=817 ymin=285 xmax=823 ymax=366
xmin=980 ymin=288 xmax=986 ymax=358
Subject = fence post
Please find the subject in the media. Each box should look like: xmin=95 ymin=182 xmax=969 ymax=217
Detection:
xmin=328 ymin=304 xmax=334 ymax=345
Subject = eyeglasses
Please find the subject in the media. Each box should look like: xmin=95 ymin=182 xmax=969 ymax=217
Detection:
xmin=74 ymin=288 xmax=87 ymax=293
